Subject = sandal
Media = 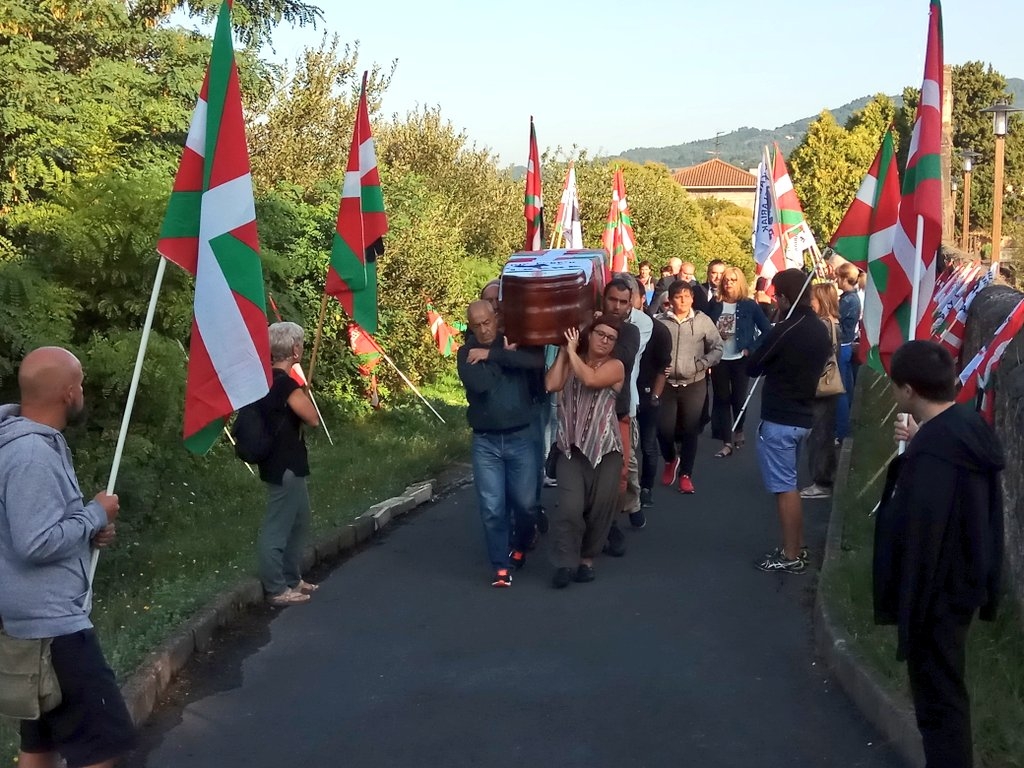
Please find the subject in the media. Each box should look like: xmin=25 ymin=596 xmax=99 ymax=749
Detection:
xmin=714 ymin=443 xmax=734 ymax=458
xmin=268 ymin=588 xmax=310 ymax=606
xmin=734 ymin=434 xmax=746 ymax=449
xmin=297 ymin=580 xmax=319 ymax=594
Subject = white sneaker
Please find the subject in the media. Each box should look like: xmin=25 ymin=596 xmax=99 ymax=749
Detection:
xmin=799 ymin=484 xmax=832 ymax=499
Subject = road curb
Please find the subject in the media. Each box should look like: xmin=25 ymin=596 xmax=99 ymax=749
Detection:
xmin=118 ymin=467 xmax=474 ymax=727
xmin=814 ymin=438 xmax=924 ymax=768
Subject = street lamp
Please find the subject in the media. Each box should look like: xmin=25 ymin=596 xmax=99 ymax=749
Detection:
xmin=980 ymin=99 xmax=1024 ymax=266
xmin=959 ymin=148 xmax=982 ymax=252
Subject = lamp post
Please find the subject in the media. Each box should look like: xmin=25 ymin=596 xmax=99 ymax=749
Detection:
xmin=959 ymin=149 xmax=981 ymax=252
xmin=980 ymin=100 xmax=1023 ymax=266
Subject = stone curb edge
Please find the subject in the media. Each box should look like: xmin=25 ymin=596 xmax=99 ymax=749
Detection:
xmin=814 ymin=438 xmax=924 ymax=768
xmin=118 ymin=467 xmax=474 ymax=727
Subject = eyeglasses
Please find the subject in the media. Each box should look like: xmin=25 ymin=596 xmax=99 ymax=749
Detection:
xmin=592 ymin=329 xmax=618 ymax=343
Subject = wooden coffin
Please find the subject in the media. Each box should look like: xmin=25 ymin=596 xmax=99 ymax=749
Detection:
xmin=500 ymin=249 xmax=608 ymax=346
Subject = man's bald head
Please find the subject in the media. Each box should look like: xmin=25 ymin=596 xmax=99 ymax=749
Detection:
xmin=467 ymin=300 xmax=498 ymax=346
xmin=680 ymin=262 xmax=697 ymax=282
xmin=19 ymin=347 xmax=85 ymax=428
xmin=669 ymin=257 xmax=682 ymax=274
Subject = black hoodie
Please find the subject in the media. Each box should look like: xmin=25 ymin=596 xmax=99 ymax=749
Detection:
xmin=873 ymin=404 xmax=1005 ymax=660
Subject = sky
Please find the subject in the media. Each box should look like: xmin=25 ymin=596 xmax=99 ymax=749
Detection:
xmin=181 ymin=0 xmax=1024 ymax=164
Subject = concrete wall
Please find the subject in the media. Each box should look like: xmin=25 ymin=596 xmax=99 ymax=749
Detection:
xmin=963 ymin=283 xmax=1024 ymax=613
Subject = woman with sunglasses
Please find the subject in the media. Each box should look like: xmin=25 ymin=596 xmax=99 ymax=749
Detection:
xmin=545 ymin=316 xmax=626 ymax=588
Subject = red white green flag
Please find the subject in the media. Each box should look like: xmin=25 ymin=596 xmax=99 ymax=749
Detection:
xmin=602 ymin=169 xmax=636 ymax=274
xmin=157 ymin=0 xmax=271 ymax=454
xmin=957 ymin=297 xmax=1024 ymax=424
xmin=892 ymin=0 xmax=944 ymax=341
xmin=427 ymin=304 xmax=462 ymax=357
xmin=830 ymin=129 xmax=904 ymax=373
xmin=772 ymin=145 xmax=816 ymax=268
xmin=524 ymin=117 xmax=544 ymax=250
xmin=326 ymin=72 xmax=388 ymax=334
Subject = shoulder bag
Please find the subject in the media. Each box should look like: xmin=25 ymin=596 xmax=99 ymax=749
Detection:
xmin=816 ymin=321 xmax=846 ymax=398
xmin=0 ymin=625 xmax=62 ymax=719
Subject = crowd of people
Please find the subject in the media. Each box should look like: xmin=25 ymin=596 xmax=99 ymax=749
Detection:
xmin=456 ymin=256 xmax=1007 ymax=768
xmin=0 ymin=258 xmax=1006 ymax=768
xmin=456 ymin=258 xmax=863 ymax=586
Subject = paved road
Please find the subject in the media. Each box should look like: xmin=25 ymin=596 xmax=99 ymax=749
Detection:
xmin=128 ymin=414 xmax=906 ymax=768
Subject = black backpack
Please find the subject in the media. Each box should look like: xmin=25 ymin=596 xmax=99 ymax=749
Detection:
xmin=231 ymin=397 xmax=280 ymax=464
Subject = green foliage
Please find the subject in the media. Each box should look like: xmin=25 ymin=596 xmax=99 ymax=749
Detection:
xmin=540 ymin=155 xmax=751 ymax=277
xmin=247 ymin=36 xmax=394 ymax=191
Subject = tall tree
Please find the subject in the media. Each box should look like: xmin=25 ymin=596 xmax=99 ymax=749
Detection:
xmin=789 ymin=111 xmax=859 ymax=242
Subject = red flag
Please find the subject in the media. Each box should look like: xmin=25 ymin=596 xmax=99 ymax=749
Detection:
xmin=326 ymin=72 xmax=388 ymax=334
xmin=892 ymin=0 xmax=944 ymax=341
xmin=957 ymin=297 xmax=1024 ymax=424
xmin=524 ymin=117 xmax=544 ymax=250
xmin=601 ymin=169 xmax=636 ymax=274
xmin=347 ymin=322 xmax=382 ymax=376
xmin=426 ymin=305 xmax=461 ymax=357
xmin=156 ymin=0 xmax=271 ymax=454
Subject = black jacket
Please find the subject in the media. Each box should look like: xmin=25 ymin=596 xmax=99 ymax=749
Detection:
xmin=873 ymin=404 xmax=1005 ymax=660
xmin=457 ymin=334 xmax=543 ymax=433
xmin=745 ymin=305 xmax=831 ymax=428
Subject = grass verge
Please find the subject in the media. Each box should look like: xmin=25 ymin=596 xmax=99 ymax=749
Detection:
xmin=822 ymin=367 xmax=1024 ymax=768
xmin=2 ymin=374 xmax=470 ymax=763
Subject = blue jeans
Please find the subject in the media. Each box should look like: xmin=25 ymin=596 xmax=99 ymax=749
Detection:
xmin=471 ymin=428 xmax=538 ymax=568
xmin=836 ymin=344 xmax=855 ymax=440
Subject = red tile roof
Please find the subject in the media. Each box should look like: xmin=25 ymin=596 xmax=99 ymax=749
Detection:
xmin=672 ymin=158 xmax=757 ymax=189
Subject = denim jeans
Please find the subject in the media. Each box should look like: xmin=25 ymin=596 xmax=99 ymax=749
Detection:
xmin=836 ymin=344 xmax=855 ymax=440
xmin=756 ymin=420 xmax=810 ymax=493
xmin=471 ymin=428 xmax=538 ymax=569
xmin=258 ymin=470 xmax=311 ymax=596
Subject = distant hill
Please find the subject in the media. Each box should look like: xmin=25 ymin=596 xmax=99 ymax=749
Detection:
xmin=615 ymin=77 xmax=1024 ymax=171
xmin=615 ymin=94 xmax=899 ymax=171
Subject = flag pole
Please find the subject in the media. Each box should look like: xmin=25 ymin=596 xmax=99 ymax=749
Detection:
xmin=367 ymin=337 xmax=446 ymax=423
xmin=221 ymin=428 xmax=258 ymax=477
xmin=308 ymin=291 xmax=330 ymax=384
xmin=380 ymin=350 xmax=446 ymax=423
xmin=307 ymin=390 xmax=334 ymax=445
xmin=896 ymin=215 xmax=927 ymax=455
xmin=731 ymin=267 xmax=816 ymax=432
xmin=89 ymin=256 xmax=168 ymax=583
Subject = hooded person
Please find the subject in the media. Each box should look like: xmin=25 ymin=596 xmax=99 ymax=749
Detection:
xmin=874 ymin=340 xmax=1004 ymax=768
xmin=0 ymin=346 xmax=137 ymax=768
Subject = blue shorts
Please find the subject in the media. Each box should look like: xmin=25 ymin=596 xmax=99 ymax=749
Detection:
xmin=756 ymin=419 xmax=809 ymax=493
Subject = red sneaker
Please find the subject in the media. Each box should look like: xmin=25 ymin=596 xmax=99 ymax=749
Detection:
xmin=678 ymin=474 xmax=695 ymax=494
xmin=661 ymin=457 xmax=681 ymax=486
xmin=491 ymin=569 xmax=512 ymax=587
